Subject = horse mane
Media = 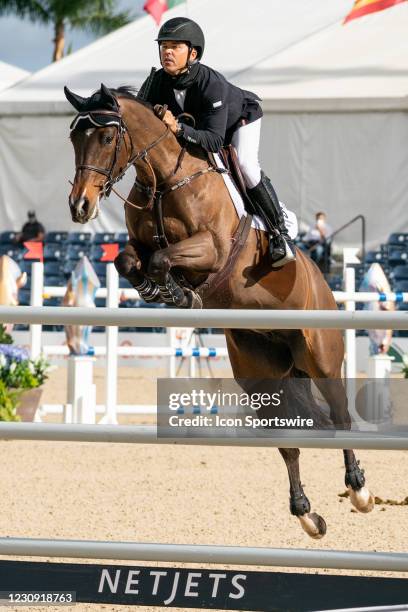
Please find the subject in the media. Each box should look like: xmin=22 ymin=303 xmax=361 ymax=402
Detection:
xmin=111 ymin=85 xmax=154 ymax=111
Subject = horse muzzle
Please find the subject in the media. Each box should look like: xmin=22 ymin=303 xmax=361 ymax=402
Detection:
xmin=69 ymin=193 xmax=99 ymax=224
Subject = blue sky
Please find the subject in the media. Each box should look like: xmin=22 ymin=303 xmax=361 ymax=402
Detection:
xmin=0 ymin=0 xmax=145 ymax=72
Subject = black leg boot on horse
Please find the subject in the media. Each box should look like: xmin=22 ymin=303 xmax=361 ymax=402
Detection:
xmin=247 ymin=172 xmax=296 ymax=267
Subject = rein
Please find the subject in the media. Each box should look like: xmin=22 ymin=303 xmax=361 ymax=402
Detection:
xmin=71 ymin=103 xmax=221 ymax=215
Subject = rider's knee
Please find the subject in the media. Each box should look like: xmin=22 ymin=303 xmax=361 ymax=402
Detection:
xmin=237 ymin=158 xmax=261 ymax=189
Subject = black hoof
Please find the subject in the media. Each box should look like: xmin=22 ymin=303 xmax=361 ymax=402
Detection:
xmin=345 ymin=462 xmax=366 ymax=490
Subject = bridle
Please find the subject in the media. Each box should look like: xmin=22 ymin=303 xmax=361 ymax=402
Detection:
xmin=71 ymin=107 xmax=172 ymax=205
xmin=70 ymin=99 xmax=224 ymax=230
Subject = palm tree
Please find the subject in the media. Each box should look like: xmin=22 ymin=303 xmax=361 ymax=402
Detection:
xmin=0 ymin=1 xmax=132 ymax=62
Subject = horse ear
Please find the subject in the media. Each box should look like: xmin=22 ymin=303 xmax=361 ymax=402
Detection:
xmin=64 ymin=86 xmax=87 ymax=111
xmin=100 ymin=83 xmax=119 ymax=110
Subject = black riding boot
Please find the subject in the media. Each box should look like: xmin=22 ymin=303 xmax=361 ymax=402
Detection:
xmin=247 ymin=172 xmax=296 ymax=267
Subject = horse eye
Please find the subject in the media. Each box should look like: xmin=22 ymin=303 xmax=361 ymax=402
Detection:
xmin=104 ymin=135 xmax=114 ymax=145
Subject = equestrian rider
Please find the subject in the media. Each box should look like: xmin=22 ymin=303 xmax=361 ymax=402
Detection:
xmin=138 ymin=17 xmax=295 ymax=267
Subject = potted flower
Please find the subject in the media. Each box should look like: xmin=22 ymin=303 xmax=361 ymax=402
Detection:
xmin=0 ymin=339 xmax=50 ymax=422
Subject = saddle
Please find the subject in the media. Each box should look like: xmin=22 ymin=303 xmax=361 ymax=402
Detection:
xmin=210 ymin=145 xmax=254 ymax=214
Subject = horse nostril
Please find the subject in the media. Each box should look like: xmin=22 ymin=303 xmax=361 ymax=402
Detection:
xmin=81 ymin=198 xmax=90 ymax=217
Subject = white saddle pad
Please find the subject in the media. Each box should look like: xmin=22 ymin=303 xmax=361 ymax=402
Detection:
xmin=213 ymin=153 xmax=298 ymax=240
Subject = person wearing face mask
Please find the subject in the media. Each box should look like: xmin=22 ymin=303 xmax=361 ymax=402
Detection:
xmin=138 ymin=17 xmax=296 ymax=268
xmin=15 ymin=210 xmax=45 ymax=244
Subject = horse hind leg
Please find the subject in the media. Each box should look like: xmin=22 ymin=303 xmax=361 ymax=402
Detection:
xmin=291 ymin=329 xmax=374 ymax=514
xmin=312 ymin=378 xmax=374 ymax=513
xmin=343 ymin=449 xmax=375 ymax=513
xmin=279 ymin=448 xmax=327 ymax=539
xmin=225 ymin=329 xmax=327 ymax=539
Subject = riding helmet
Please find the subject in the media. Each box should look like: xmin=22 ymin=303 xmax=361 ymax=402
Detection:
xmin=156 ymin=17 xmax=205 ymax=60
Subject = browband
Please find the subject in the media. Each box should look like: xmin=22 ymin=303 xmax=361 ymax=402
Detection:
xmin=70 ymin=111 xmax=121 ymax=131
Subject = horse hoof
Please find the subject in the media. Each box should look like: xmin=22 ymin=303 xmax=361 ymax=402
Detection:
xmin=298 ymin=512 xmax=327 ymax=539
xmin=348 ymin=485 xmax=375 ymax=513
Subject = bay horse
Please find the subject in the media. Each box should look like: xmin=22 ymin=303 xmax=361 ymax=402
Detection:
xmin=65 ymin=83 xmax=374 ymax=538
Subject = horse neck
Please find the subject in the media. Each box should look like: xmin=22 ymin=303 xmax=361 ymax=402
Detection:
xmin=122 ymin=100 xmax=183 ymax=184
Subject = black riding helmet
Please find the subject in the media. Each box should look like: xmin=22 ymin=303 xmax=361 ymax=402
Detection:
xmin=156 ymin=17 xmax=205 ymax=61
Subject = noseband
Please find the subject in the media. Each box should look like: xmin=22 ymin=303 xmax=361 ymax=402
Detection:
xmin=70 ymin=108 xmax=171 ymax=200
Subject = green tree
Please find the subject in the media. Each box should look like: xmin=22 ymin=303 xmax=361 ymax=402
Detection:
xmin=0 ymin=1 xmax=132 ymax=62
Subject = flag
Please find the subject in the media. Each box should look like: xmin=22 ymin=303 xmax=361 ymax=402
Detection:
xmin=100 ymin=243 xmax=119 ymax=262
xmin=344 ymin=0 xmax=407 ymax=24
xmin=23 ymin=241 xmax=43 ymax=262
xmin=144 ymin=0 xmax=184 ymax=25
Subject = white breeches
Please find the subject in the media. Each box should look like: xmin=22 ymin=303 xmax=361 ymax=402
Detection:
xmin=231 ymin=118 xmax=262 ymax=189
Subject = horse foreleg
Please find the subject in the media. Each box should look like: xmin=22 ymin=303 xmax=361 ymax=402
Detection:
xmin=279 ymin=448 xmax=327 ymax=539
xmin=147 ymin=231 xmax=218 ymax=308
xmin=114 ymin=241 xmax=161 ymax=303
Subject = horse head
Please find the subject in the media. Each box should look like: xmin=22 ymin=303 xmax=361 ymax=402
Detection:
xmin=65 ymin=83 xmax=132 ymax=224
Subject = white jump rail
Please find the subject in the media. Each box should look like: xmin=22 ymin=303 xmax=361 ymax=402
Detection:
xmin=1 ymin=306 xmax=408 ymax=329
xmin=0 ymin=423 xmax=408 ymax=450
xmin=42 ymin=345 xmax=229 ymax=357
xmin=0 ymin=537 xmax=406 ymax=571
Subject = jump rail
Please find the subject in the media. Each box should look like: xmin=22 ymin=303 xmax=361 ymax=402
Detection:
xmin=0 ymin=537 xmax=406 ymax=571
xmin=1 ymin=306 xmax=408 ymax=329
xmin=1 ymin=423 xmax=408 ymax=450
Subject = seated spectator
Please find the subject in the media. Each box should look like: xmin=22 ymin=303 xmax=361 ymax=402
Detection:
xmin=303 ymin=212 xmax=332 ymax=273
xmin=16 ymin=211 xmax=45 ymax=244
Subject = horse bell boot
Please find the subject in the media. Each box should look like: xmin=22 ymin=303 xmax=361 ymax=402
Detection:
xmin=247 ymin=172 xmax=296 ymax=267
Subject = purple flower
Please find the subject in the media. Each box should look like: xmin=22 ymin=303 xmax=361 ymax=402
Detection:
xmin=0 ymin=344 xmax=29 ymax=363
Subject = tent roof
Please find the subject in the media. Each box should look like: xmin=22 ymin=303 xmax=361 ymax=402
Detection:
xmin=0 ymin=0 xmax=353 ymax=114
xmin=0 ymin=60 xmax=29 ymax=93
xmin=234 ymin=2 xmax=408 ymax=111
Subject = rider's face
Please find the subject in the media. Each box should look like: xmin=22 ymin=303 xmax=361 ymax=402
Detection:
xmin=160 ymin=41 xmax=197 ymax=75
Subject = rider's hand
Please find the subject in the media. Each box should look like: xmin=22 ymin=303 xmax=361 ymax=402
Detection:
xmin=162 ymin=110 xmax=179 ymax=134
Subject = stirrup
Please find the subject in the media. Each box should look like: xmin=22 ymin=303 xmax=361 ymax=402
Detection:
xmin=269 ymin=235 xmax=296 ymax=268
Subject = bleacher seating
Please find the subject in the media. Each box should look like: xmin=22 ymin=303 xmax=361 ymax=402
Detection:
xmin=44 ymin=243 xmax=65 ymax=261
xmin=93 ymin=232 xmax=116 ymax=244
xmin=66 ymin=244 xmax=89 ymax=261
xmin=388 ymin=233 xmax=408 ymax=246
xmin=115 ymin=232 xmax=128 ymax=245
xmin=0 ymin=231 xmax=19 ymax=245
xmin=45 ymin=231 xmax=68 ymax=243
xmin=67 ymin=232 xmax=92 ymax=245
xmin=390 ymin=265 xmax=408 ymax=281
xmin=395 ymin=280 xmax=408 ymax=292
xmin=388 ymin=249 xmax=408 ymax=266
xmin=365 ymin=250 xmax=383 ymax=264
xmin=89 ymin=244 xmax=105 ymax=261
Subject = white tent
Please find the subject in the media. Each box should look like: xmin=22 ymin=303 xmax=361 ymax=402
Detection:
xmin=0 ymin=0 xmax=353 ymax=234
xmin=5 ymin=0 xmax=404 ymax=248
xmin=0 ymin=60 xmax=29 ymax=93
xmin=233 ymin=3 xmax=408 ymax=247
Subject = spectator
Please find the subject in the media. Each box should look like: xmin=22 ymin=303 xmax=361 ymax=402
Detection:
xmin=303 ymin=212 xmax=332 ymax=273
xmin=16 ymin=211 xmax=45 ymax=244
